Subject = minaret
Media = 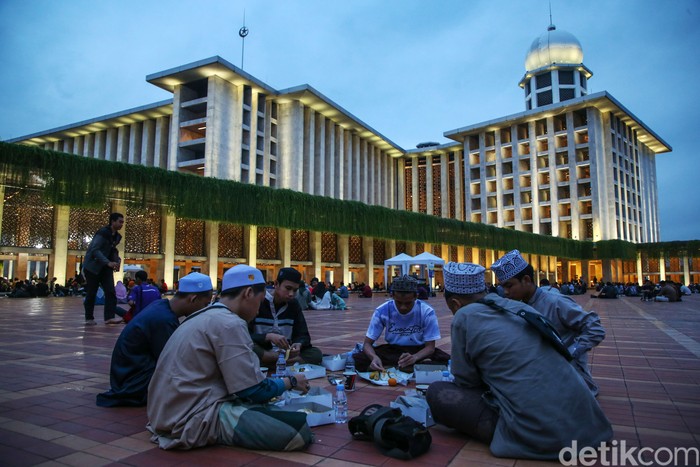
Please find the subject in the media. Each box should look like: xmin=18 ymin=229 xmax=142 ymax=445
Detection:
xmin=519 ymin=23 xmax=593 ymax=110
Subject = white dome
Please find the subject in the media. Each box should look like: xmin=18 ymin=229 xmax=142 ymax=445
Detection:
xmin=524 ymin=25 xmax=583 ymax=71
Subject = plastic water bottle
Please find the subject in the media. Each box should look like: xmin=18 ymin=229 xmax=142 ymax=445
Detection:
xmin=442 ymin=370 xmax=451 ymax=382
xmin=345 ymin=352 xmax=355 ymax=373
xmin=276 ymin=351 xmax=287 ymax=377
xmin=334 ymin=383 xmax=348 ymax=423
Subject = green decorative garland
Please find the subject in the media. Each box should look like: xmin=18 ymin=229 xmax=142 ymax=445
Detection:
xmin=1 ymin=141 xmax=697 ymax=260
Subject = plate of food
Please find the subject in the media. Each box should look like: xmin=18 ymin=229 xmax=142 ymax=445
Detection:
xmin=357 ymin=367 xmax=412 ymax=386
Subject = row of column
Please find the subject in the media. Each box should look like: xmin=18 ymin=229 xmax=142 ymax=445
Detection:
xmin=43 ymin=116 xmax=171 ymax=169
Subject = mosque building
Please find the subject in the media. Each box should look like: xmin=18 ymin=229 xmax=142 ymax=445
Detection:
xmin=3 ymin=22 xmax=693 ymax=289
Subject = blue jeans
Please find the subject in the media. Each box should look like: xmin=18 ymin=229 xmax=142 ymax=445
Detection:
xmin=83 ymin=268 xmax=118 ymax=321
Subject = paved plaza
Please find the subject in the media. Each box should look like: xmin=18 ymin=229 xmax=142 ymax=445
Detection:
xmin=0 ymin=291 xmax=699 ymax=466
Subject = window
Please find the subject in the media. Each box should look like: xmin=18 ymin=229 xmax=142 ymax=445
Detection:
xmin=537 ymin=90 xmax=553 ymax=106
xmin=559 ymin=70 xmax=574 ymax=84
xmin=536 ymin=72 xmax=552 ymax=89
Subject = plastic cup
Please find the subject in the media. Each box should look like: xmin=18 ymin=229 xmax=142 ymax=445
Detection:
xmin=343 ymin=371 xmax=357 ymax=391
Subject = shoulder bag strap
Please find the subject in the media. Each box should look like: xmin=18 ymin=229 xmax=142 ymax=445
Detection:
xmin=477 ymin=298 xmax=572 ymax=361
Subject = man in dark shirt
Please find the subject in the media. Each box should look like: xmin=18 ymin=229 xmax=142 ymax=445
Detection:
xmin=249 ymin=267 xmax=323 ymax=366
xmin=96 ymin=272 xmax=213 ymax=407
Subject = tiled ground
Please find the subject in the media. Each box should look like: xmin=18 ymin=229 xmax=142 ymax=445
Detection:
xmin=0 ymin=292 xmax=699 ymax=466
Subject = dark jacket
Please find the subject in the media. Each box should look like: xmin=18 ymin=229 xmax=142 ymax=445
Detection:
xmin=83 ymin=226 xmax=122 ymax=275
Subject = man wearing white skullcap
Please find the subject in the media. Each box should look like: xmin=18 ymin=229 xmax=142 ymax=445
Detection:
xmin=491 ymin=249 xmax=605 ymax=396
xmin=148 ymin=265 xmax=312 ymax=452
xmin=427 ymin=262 xmax=612 ymax=460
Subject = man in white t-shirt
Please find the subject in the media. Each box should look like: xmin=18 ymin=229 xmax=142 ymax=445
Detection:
xmin=353 ymin=275 xmax=450 ymax=373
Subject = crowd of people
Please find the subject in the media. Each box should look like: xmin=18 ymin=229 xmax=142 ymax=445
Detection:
xmin=6 ymin=212 xmax=698 ymax=460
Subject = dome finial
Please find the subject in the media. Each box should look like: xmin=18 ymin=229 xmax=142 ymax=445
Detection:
xmin=548 ymin=2 xmax=556 ymax=31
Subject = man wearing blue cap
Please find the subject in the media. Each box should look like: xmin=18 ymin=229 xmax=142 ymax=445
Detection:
xmin=96 ymin=272 xmax=214 ymax=407
xmin=147 ymin=264 xmax=312 ymax=451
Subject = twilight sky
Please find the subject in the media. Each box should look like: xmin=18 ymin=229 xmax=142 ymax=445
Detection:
xmin=1 ymin=0 xmax=698 ymax=241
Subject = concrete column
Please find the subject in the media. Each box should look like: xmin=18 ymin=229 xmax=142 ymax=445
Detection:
xmin=50 ymin=205 xmax=70 ymax=286
xmin=324 ymin=120 xmax=334 ymax=198
xmin=343 ymin=130 xmax=352 ymax=200
xmin=361 ymin=140 xmax=369 ymax=204
xmin=105 ymin=128 xmax=118 ymax=161
xmin=279 ymin=228 xmax=292 ymax=267
xmin=363 ymin=236 xmax=374 ymax=288
xmin=397 ymin=159 xmax=406 ymax=211
xmin=682 ymin=255 xmax=690 ymax=286
xmin=111 ymin=201 xmax=127 ymax=283
xmin=246 ymin=225 xmax=258 ymax=266
xmin=94 ymin=130 xmax=106 ymax=159
xmin=412 ymin=159 xmax=419 ymax=212
xmin=278 ymin=101 xmax=304 ymax=191
xmin=116 ymin=126 xmax=130 ymax=163
xmin=142 ymin=119 xmax=156 ymax=166
xmin=16 ymin=253 xmax=28 ymax=280
xmin=440 ymin=153 xmax=449 ymax=217
xmin=457 ymin=245 xmax=465 ymax=263
xmin=0 ymin=185 xmax=4 ymax=247
xmin=426 ymin=155 xmax=433 ymax=215
xmin=454 ymin=151 xmax=463 ymax=221
xmin=62 ymin=139 xmax=73 ymax=154
xmin=73 ymin=136 xmax=84 ymax=156
xmin=659 ymin=253 xmax=666 ymax=280
xmin=84 ymin=133 xmax=94 ymax=157
xmin=314 ymin=114 xmax=325 ymax=196
xmin=601 ymin=259 xmax=613 ymax=283
xmin=303 ymin=109 xmax=315 ymax=194
xmin=160 ymin=214 xmax=176 ymax=287
xmin=353 ymin=134 xmax=361 ymax=201
xmin=338 ymin=234 xmax=350 ymax=285
xmin=636 ymin=252 xmax=643 ymax=285
xmin=154 ymin=116 xmax=170 ymax=169
xmin=310 ymin=231 xmax=322 ymax=281
xmin=368 ymin=146 xmax=376 ymax=205
xmin=204 ymin=221 xmax=219 ymax=283
xmin=336 ymin=125 xmax=343 ymax=199
xmin=128 ymin=122 xmax=143 ymax=165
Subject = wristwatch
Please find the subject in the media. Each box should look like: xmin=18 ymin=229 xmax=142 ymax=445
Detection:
xmin=287 ymin=375 xmax=298 ymax=389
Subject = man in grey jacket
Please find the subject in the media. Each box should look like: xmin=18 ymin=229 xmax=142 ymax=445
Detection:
xmin=491 ymin=250 xmax=605 ymax=396
xmin=83 ymin=212 xmax=124 ymax=325
xmin=427 ymin=261 xmax=612 ymax=460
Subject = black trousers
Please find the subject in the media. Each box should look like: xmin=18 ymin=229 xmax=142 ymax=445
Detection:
xmin=83 ymin=268 xmax=118 ymax=321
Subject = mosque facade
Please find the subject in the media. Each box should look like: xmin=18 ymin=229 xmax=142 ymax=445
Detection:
xmin=4 ymin=24 xmax=691 ymax=288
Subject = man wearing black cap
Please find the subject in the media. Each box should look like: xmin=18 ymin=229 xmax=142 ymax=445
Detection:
xmin=249 ymin=267 xmax=323 ymax=366
xmin=354 ymin=274 xmax=449 ymax=372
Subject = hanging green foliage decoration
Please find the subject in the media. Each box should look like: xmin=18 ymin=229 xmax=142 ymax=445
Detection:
xmin=1 ymin=141 xmax=695 ymax=261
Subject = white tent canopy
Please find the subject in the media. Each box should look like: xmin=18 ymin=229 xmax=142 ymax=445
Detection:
xmin=410 ymin=252 xmax=446 ymax=290
xmin=410 ymin=251 xmax=445 ymax=266
xmin=383 ymin=253 xmax=415 ymax=287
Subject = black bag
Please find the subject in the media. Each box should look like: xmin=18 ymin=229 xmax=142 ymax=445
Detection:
xmin=349 ymin=404 xmax=432 ymax=460
xmin=478 ymin=298 xmax=573 ymax=361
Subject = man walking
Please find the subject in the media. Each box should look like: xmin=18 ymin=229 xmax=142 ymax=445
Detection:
xmin=83 ymin=212 xmax=124 ymax=325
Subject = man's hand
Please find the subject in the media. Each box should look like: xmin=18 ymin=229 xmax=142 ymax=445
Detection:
xmin=369 ymin=356 xmax=385 ymax=371
xmin=397 ymin=352 xmax=416 ymax=369
xmin=294 ymin=373 xmax=310 ymax=394
xmin=266 ymin=333 xmax=289 ymax=349
xmin=289 ymin=343 xmax=302 ymax=358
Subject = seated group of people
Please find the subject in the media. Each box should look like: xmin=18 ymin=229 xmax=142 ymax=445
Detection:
xmin=96 ymin=254 xmax=612 ymax=461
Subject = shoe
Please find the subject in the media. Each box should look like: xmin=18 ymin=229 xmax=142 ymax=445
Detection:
xmin=85 ymin=319 xmax=97 ymax=326
xmin=105 ymin=318 xmax=124 ymax=325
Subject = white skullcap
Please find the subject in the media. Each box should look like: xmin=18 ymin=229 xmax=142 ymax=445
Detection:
xmin=491 ymin=249 xmax=529 ymax=283
xmin=443 ymin=262 xmax=486 ymax=294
